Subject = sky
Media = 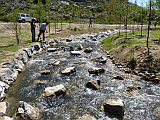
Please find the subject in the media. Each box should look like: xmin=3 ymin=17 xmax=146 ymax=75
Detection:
xmin=128 ymin=0 xmax=149 ymax=7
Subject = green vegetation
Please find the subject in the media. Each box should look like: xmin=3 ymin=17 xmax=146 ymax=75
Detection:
xmin=101 ymin=30 xmax=160 ymax=51
xmin=0 ymin=0 xmax=160 ymax=25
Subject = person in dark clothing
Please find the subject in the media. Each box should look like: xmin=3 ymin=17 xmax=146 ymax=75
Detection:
xmin=89 ymin=18 xmax=92 ymax=27
xmin=37 ymin=22 xmax=49 ymax=41
xmin=31 ymin=18 xmax=36 ymax=42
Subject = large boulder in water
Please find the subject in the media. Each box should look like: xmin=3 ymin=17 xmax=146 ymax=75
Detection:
xmin=16 ymin=101 xmax=40 ymax=120
xmin=86 ymin=79 xmax=100 ymax=90
xmin=61 ymin=67 xmax=76 ymax=75
xmin=103 ymin=96 xmax=125 ymax=117
xmin=42 ymin=84 xmax=66 ymax=97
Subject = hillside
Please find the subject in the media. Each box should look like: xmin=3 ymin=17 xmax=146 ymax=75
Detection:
xmin=0 ymin=0 xmax=159 ymax=25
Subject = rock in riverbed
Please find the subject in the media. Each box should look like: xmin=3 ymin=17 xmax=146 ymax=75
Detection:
xmin=103 ymin=96 xmax=125 ymax=117
xmin=38 ymin=70 xmax=51 ymax=75
xmin=88 ymin=67 xmax=105 ymax=74
xmin=86 ymin=79 xmax=100 ymax=90
xmin=42 ymin=84 xmax=66 ymax=97
xmin=48 ymin=60 xmax=60 ymax=66
xmin=76 ymin=114 xmax=94 ymax=120
xmin=0 ymin=102 xmax=7 ymax=116
xmin=16 ymin=101 xmax=40 ymax=120
xmin=47 ymin=48 xmax=57 ymax=52
xmin=70 ymin=51 xmax=81 ymax=55
xmin=84 ymin=48 xmax=93 ymax=53
xmin=61 ymin=67 xmax=76 ymax=75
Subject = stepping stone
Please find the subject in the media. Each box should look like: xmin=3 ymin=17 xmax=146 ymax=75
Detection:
xmin=70 ymin=51 xmax=81 ymax=55
xmin=38 ymin=70 xmax=51 ymax=75
xmin=47 ymin=48 xmax=57 ymax=52
xmin=42 ymin=84 xmax=66 ymax=97
xmin=61 ymin=67 xmax=76 ymax=75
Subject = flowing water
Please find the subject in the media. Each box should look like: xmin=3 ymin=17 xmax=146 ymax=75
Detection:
xmin=6 ymin=31 xmax=160 ymax=120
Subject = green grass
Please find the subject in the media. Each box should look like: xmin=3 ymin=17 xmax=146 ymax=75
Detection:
xmin=101 ymin=30 xmax=156 ymax=51
xmin=0 ymin=44 xmax=32 ymax=52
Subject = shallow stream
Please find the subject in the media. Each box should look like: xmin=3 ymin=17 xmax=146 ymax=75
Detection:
xmin=6 ymin=31 xmax=160 ymax=120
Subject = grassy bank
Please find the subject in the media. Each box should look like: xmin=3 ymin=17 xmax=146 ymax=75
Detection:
xmin=101 ymin=29 xmax=160 ymax=72
xmin=102 ymin=30 xmax=160 ymax=52
xmin=0 ymin=23 xmax=120 ymax=64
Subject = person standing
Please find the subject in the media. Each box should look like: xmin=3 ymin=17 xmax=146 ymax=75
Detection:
xmin=89 ymin=18 xmax=92 ymax=27
xmin=37 ymin=22 xmax=49 ymax=41
xmin=31 ymin=18 xmax=36 ymax=42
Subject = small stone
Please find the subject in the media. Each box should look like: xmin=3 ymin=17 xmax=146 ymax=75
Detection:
xmin=47 ymin=48 xmax=57 ymax=52
xmin=35 ymin=58 xmax=42 ymax=60
xmin=70 ymin=51 xmax=81 ymax=55
xmin=76 ymin=114 xmax=93 ymax=120
xmin=66 ymin=38 xmax=72 ymax=42
xmin=84 ymin=48 xmax=93 ymax=53
xmin=38 ymin=70 xmax=51 ymax=75
xmin=32 ymin=80 xmax=47 ymax=86
xmin=112 ymin=75 xmax=124 ymax=80
xmin=48 ymin=60 xmax=60 ymax=66
xmin=74 ymin=61 xmax=86 ymax=65
xmin=88 ymin=67 xmax=105 ymax=74
xmin=154 ymin=106 xmax=160 ymax=118
xmin=77 ymin=44 xmax=83 ymax=50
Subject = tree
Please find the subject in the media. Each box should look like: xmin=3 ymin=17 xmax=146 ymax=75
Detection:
xmin=35 ymin=0 xmax=46 ymax=27
xmin=46 ymin=0 xmax=51 ymax=36
xmin=8 ymin=8 xmax=21 ymax=44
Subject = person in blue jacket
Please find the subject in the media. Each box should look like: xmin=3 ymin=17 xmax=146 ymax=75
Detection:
xmin=37 ymin=22 xmax=49 ymax=41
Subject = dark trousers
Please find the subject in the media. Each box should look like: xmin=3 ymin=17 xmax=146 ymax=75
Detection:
xmin=37 ymin=29 xmax=45 ymax=41
xmin=31 ymin=29 xmax=35 ymax=42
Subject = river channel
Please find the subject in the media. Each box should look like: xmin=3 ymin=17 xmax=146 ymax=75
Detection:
xmin=5 ymin=30 xmax=160 ymax=120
